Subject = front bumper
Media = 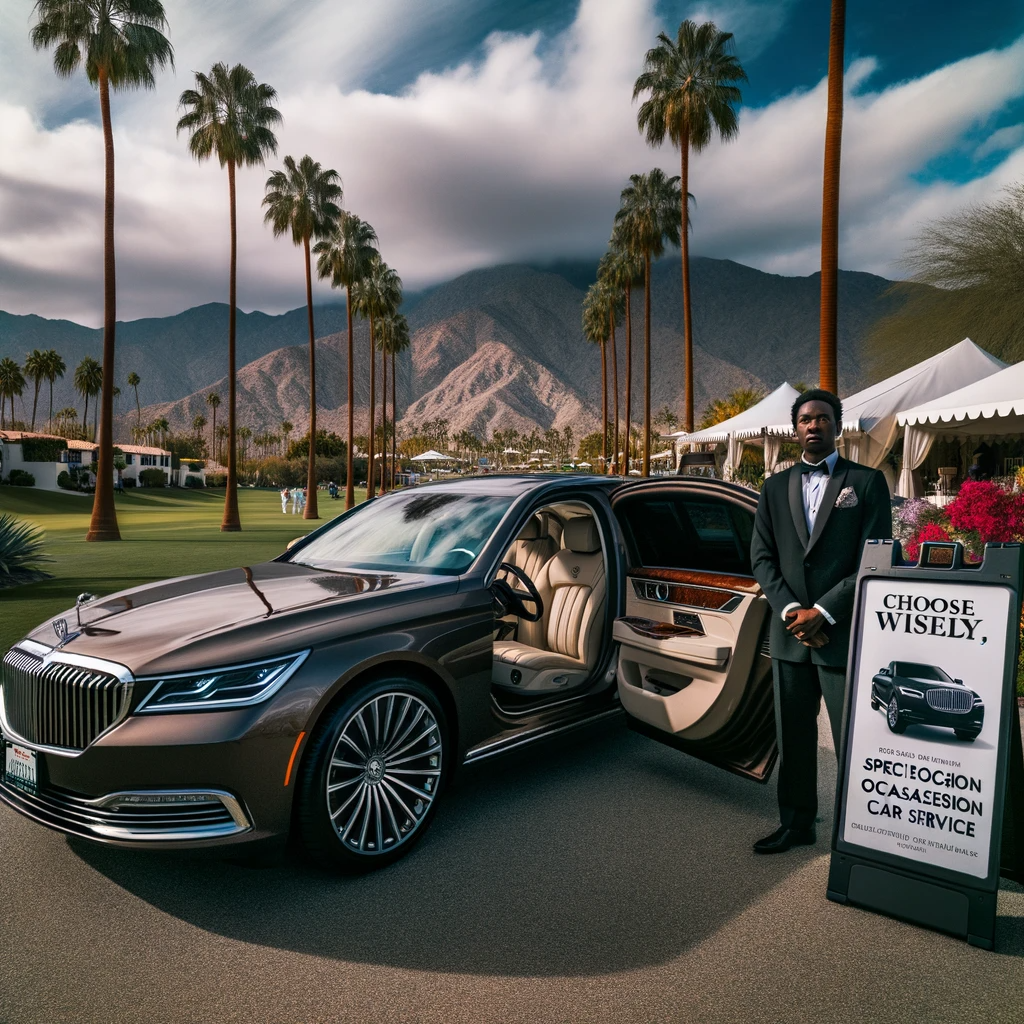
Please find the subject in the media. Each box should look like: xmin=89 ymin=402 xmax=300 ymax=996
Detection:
xmin=0 ymin=644 xmax=307 ymax=849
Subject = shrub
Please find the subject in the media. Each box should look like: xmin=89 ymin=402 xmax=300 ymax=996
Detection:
xmin=0 ymin=513 xmax=51 ymax=589
xmin=138 ymin=468 xmax=166 ymax=488
xmin=20 ymin=437 xmax=67 ymax=462
xmin=205 ymin=472 xmax=227 ymax=487
xmin=184 ymin=474 xmax=204 ymax=488
xmin=123 ymin=477 xmax=137 ymax=488
xmin=57 ymin=470 xmax=74 ymax=490
xmin=7 ymin=470 xmax=35 ymax=487
xmin=904 ymin=521 xmax=952 ymax=562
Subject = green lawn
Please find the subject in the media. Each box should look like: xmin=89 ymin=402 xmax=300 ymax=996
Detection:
xmin=0 ymin=486 xmax=366 ymax=654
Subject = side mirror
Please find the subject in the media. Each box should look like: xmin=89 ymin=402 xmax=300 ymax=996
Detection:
xmin=955 ymin=678 xmax=963 ymax=686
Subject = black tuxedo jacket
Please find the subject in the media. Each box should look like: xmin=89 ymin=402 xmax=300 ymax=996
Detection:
xmin=750 ymin=455 xmax=892 ymax=667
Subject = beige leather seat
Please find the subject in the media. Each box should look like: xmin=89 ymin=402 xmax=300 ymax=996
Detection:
xmin=499 ymin=515 xmax=559 ymax=647
xmin=493 ymin=516 xmax=606 ymax=692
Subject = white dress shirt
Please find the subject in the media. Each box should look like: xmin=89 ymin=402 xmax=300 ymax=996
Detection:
xmin=782 ymin=449 xmax=840 ymax=626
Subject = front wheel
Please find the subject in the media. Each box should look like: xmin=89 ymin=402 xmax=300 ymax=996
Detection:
xmin=295 ymin=678 xmax=449 ymax=871
xmin=954 ymin=729 xmax=979 ymax=742
xmin=887 ymin=697 xmax=907 ymax=734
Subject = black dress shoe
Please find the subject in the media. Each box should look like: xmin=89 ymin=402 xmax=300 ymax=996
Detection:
xmin=753 ymin=826 xmax=816 ymax=854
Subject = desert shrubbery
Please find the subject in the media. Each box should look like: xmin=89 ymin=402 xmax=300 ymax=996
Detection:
xmin=138 ymin=468 xmax=166 ymax=488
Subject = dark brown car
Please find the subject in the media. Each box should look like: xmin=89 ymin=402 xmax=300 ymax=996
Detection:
xmin=1 ymin=476 xmax=777 ymax=870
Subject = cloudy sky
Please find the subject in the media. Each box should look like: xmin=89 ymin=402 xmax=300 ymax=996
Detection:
xmin=2 ymin=0 xmax=1023 ymax=326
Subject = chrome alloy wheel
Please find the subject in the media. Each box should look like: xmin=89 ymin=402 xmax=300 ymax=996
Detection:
xmin=325 ymin=692 xmax=442 ymax=855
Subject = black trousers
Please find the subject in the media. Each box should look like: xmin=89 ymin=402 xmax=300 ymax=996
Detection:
xmin=773 ymin=658 xmax=846 ymax=830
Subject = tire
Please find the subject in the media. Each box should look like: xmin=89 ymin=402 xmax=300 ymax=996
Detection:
xmin=954 ymin=729 xmax=979 ymax=742
xmin=887 ymin=697 xmax=907 ymax=734
xmin=295 ymin=677 xmax=449 ymax=872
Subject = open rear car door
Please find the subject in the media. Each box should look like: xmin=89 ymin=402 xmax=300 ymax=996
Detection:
xmin=610 ymin=479 xmax=778 ymax=782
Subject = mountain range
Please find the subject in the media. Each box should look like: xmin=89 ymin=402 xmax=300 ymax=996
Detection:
xmin=0 ymin=256 xmax=913 ymax=441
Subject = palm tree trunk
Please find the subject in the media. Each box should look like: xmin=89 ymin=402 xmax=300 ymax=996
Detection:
xmin=31 ymin=380 xmax=39 ymax=430
xmin=609 ymin=309 xmax=619 ymax=475
xmin=222 ymin=159 xmax=242 ymax=531
xmin=600 ymin=339 xmax=608 ymax=472
xmin=680 ymin=133 xmax=695 ymax=433
xmin=82 ymin=393 xmax=89 ymax=434
xmin=87 ymin=68 xmax=121 ymax=542
xmin=303 ymin=233 xmax=319 ymax=520
xmin=48 ymin=378 xmax=54 ymax=430
xmin=345 ymin=285 xmax=355 ymax=509
xmin=210 ymin=404 xmax=216 ymax=466
xmin=624 ymin=282 xmax=633 ymax=474
xmin=380 ymin=342 xmax=388 ymax=495
xmin=643 ymin=251 xmax=652 ymax=477
xmin=391 ymin=351 xmax=397 ymax=489
xmin=819 ymin=0 xmax=845 ymax=394
xmin=367 ymin=315 xmax=376 ymax=499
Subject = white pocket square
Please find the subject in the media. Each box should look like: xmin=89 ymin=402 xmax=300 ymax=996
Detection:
xmin=835 ymin=486 xmax=858 ymax=509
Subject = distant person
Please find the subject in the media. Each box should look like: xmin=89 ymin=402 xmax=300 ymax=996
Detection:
xmin=750 ymin=389 xmax=892 ymax=855
xmin=280 ymin=486 xmax=290 ymax=514
xmin=290 ymin=486 xmax=301 ymax=513
xmin=298 ymin=487 xmax=307 ymax=513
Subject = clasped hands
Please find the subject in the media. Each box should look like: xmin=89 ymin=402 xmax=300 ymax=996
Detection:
xmin=785 ymin=607 xmax=829 ymax=648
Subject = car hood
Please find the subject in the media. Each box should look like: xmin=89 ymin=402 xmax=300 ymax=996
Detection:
xmin=23 ymin=561 xmax=448 ymax=675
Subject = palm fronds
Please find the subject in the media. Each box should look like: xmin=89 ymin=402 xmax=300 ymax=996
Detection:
xmin=0 ymin=514 xmax=52 ymax=590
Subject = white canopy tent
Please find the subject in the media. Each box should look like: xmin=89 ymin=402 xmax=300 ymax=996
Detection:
xmin=896 ymin=359 xmax=1024 ymax=497
xmin=668 ymin=382 xmax=801 ymax=479
xmin=411 ymin=449 xmax=453 ymax=462
xmin=751 ymin=339 xmax=1003 ymax=471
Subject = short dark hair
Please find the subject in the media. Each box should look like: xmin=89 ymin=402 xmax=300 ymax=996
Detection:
xmin=791 ymin=389 xmax=842 ymax=430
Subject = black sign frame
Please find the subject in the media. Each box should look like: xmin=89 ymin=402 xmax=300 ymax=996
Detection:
xmin=827 ymin=538 xmax=1024 ymax=950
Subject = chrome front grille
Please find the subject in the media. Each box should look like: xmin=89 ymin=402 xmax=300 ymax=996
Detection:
xmin=1 ymin=648 xmax=132 ymax=751
xmin=925 ymin=687 xmax=974 ymax=714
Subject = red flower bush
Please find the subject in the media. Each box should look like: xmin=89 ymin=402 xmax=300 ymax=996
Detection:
xmin=904 ymin=521 xmax=952 ymax=562
xmin=945 ymin=480 xmax=1021 ymax=543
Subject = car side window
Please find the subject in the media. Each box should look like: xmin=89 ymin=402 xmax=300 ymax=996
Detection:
xmin=618 ymin=494 xmax=754 ymax=576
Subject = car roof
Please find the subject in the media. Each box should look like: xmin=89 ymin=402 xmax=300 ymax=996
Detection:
xmin=408 ymin=474 xmax=622 ymax=496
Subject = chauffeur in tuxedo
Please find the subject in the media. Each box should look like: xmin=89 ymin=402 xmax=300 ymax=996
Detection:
xmin=750 ymin=389 xmax=892 ymax=854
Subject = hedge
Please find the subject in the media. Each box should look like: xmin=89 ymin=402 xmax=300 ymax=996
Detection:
xmin=20 ymin=438 xmax=68 ymax=463
xmin=138 ymin=468 xmax=166 ymax=488
xmin=205 ymin=472 xmax=227 ymax=487
xmin=184 ymin=474 xmax=204 ymax=488
xmin=7 ymin=470 xmax=35 ymax=487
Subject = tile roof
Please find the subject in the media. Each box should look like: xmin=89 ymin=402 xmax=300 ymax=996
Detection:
xmin=115 ymin=443 xmax=171 ymax=456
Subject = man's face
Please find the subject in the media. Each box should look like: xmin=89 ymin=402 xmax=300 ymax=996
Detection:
xmin=795 ymin=400 xmax=837 ymax=459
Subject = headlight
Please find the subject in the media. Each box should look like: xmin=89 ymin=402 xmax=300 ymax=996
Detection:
xmin=898 ymin=686 xmax=924 ymax=699
xmin=136 ymin=652 xmax=309 ymax=712
xmin=973 ymin=697 xmax=984 ymax=707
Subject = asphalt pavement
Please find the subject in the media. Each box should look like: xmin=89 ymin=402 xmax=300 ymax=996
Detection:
xmin=1 ymin=713 xmax=1022 ymax=1024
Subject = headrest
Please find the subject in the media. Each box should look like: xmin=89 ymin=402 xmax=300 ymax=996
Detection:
xmin=516 ymin=516 xmax=543 ymax=541
xmin=563 ymin=516 xmax=600 ymax=554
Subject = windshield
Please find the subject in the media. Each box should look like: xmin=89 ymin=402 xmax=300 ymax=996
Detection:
xmin=895 ymin=663 xmax=953 ymax=683
xmin=290 ymin=490 xmax=513 ymax=575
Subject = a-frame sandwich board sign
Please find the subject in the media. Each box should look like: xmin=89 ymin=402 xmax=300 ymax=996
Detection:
xmin=827 ymin=539 xmax=1024 ymax=950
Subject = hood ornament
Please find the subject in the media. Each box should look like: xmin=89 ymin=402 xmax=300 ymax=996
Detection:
xmin=52 ymin=617 xmax=80 ymax=650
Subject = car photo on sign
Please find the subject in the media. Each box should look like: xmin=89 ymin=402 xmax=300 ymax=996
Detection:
xmin=870 ymin=661 xmax=985 ymax=742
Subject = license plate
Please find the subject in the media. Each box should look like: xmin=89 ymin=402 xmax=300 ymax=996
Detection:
xmin=5 ymin=743 xmax=37 ymax=794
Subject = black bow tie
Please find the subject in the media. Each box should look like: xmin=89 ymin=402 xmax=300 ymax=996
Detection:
xmin=800 ymin=459 xmax=831 ymax=475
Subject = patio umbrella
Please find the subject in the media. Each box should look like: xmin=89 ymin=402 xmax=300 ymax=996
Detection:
xmin=410 ymin=449 xmax=452 ymax=461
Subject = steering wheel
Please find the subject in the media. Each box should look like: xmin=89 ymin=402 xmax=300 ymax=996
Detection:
xmin=491 ymin=562 xmax=544 ymax=622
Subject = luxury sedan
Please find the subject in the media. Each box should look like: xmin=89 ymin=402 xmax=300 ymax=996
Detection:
xmin=870 ymin=661 xmax=984 ymax=741
xmin=1 ymin=475 xmax=778 ymax=870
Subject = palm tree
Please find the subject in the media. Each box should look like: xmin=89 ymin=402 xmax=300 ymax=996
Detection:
xmin=127 ymin=371 xmax=141 ymax=425
xmin=192 ymin=414 xmax=207 ymax=441
xmin=206 ymin=392 xmax=221 ymax=462
xmin=312 ymin=212 xmax=378 ymax=508
xmin=582 ymin=284 xmax=610 ymax=470
xmin=603 ymin=233 xmax=644 ymax=473
xmin=280 ymin=419 xmax=293 ymax=456
xmin=378 ymin=312 xmax=410 ymax=491
xmin=73 ymin=356 xmax=102 ymax=438
xmin=24 ymin=350 xmax=47 ymax=430
xmin=634 ymin=19 xmax=746 ymax=432
xmin=32 ymin=0 xmax=173 ymax=542
xmin=263 ymin=155 xmax=343 ymax=520
xmin=178 ymin=62 xmax=281 ymax=531
xmin=42 ymin=350 xmax=65 ymax=431
xmin=352 ymin=255 xmax=402 ymax=499
xmin=216 ymin=423 xmax=229 ymax=462
xmin=151 ymin=416 xmax=169 ymax=447
xmin=614 ymin=169 xmax=682 ymax=475
xmin=0 ymin=358 xmax=26 ymax=430
xmin=819 ymin=0 xmax=845 ymax=393
xmin=237 ymin=425 xmax=252 ymax=463
xmin=595 ymin=260 xmax=625 ymax=473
